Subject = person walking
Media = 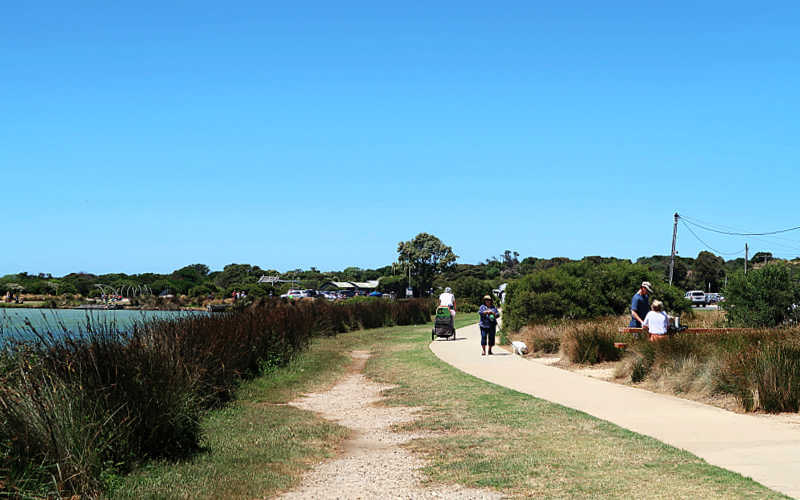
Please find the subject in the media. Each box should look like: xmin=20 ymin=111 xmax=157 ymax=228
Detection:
xmin=629 ymin=281 xmax=653 ymax=328
xmin=642 ymin=300 xmax=669 ymax=341
xmin=478 ymin=295 xmax=500 ymax=355
xmin=439 ymin=286 xmax=457 ymax=326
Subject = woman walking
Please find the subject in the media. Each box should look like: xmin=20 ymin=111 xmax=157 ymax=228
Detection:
xmin=478 ymin=295 xmax=500 ymax=355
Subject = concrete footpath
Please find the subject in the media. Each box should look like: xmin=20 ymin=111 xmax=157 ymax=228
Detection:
xmin=430 ymin=322 xmax=800 ymax=498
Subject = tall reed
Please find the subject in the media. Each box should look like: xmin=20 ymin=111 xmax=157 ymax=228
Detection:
xmin=0 ymin=298 xmax=431 ymax=497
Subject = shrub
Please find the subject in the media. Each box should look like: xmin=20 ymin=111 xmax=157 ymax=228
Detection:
xmin=720 ymin=338 xmax=800 ymax=412
xmin=561 ymin=322 xmax=623 ymax=364
xmin=517 ymin=324 xmax=562 ymax=354
xmin=722 ymin=263 xmax=800 ymax=327
xmin=503 ymin=261 xmax=689 ymax=331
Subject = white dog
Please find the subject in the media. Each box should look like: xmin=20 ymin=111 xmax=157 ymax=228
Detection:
xmin=511 ymin=340 xmax=528 ymax=355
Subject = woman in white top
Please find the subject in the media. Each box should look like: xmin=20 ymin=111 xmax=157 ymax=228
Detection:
xmin=642 ymin=300 xmax=669 ymax=341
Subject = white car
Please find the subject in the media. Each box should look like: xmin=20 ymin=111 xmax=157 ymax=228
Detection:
xmin=685 ymin=290 xmax=707 ymax=307
xmin=280 ymin=289 xmax=308 ymax=299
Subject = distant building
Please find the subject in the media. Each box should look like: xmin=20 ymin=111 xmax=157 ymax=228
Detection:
xmin=320 ymin=280 xmax=380 ymax=293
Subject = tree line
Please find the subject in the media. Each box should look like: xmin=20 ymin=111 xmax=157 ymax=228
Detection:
xmin=2 ymin=233 xmax=796 ymax=305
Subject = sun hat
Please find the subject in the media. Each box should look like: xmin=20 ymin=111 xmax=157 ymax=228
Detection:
xmin=641 ymin=281 xmax=654 ymax=293
xmin=483 ymin=295 xmax=492 ymax=301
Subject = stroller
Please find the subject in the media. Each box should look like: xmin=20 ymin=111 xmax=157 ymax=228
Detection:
xmin=431 ymin=306 xmax=456 ymax=340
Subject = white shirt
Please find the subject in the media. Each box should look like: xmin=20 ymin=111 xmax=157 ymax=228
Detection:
xmin=643 ymin=311 xmax=669 ymax=334
xmin=439 ymin=292 xmax=455 ymax=307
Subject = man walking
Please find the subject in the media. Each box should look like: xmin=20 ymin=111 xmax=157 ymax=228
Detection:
xmin=629 ymin=281 xmax=653 ymax=328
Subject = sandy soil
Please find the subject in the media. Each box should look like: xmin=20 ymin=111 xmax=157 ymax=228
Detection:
xmin=279 ymin=351 xmax=502 ymax=500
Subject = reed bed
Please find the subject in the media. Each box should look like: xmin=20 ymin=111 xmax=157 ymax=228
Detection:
xmin=0 ymin=298 xmax=430 ymax=498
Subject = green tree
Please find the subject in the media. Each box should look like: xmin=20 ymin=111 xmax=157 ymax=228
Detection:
xmin=397 ymin=233 xmax=457 ymax=297
xmin=750 ymin=251 xmax=773 ymax=264
xmin=722 ymin=262 xmax=800 ymax=327
xmin=214 ymin=264 xmax=257 ymax=289
xmin=693 ymin=251 xmax=725 ymax=292
xmin=503 ymin=261 xmax=690 ymax=331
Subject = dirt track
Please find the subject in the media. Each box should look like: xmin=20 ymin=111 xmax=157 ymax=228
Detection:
xmin=279 ymin=351 xmax=501 ymax=500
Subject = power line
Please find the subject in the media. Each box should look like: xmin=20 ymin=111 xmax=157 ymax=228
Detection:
xmin=680 ymin=214 xmax=800 ymax=253
xmin=679 ymin=220 xmax=745 ymax=256
xmin=680 ymin=215 xmax=800 ymax=237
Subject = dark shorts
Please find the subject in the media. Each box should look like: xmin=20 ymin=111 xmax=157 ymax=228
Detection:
xmin=480 ymin=327 xmax=496 ymax=346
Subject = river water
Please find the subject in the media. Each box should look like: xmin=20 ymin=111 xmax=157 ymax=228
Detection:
xmin=0 ymin=308 xmax=204 ymax=340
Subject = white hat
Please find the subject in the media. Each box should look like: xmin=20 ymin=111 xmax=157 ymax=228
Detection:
xmin=641 ymin=281 xmax=654 ymax=293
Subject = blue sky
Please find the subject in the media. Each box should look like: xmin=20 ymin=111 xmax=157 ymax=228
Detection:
xmin=3 ymin=1 xmax=800 ymax=275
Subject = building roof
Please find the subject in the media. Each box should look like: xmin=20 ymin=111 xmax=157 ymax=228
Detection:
xmin=321 ymin=280 xmax=380 ymax=290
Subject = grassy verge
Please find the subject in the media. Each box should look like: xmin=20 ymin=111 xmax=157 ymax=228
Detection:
xmin=113 ymin=314 xmax=782 ymax=499
xmin=110 ymin=333 xmax=356 ymax=499
xmin=363 ymin=322 xmax=783 ymax=498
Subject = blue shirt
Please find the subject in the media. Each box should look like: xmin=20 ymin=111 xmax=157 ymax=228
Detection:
xmin=629 ymin=292 xmax=650 ymax=327
xmin=479 ymin=304 xmax=499 ymax=329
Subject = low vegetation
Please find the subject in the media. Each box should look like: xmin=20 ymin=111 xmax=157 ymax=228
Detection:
xmin=618 ymin=328 xmax=800 ymax=412
xmin=113 ymin=316 xmax=779 ymax=498
xmin=560 ymin=318 xmax=627 ymax=364
xmin=513 ymin=311 xmax=800 ymax=414
xmin=0 ymin=298 xmax=431 ymax=498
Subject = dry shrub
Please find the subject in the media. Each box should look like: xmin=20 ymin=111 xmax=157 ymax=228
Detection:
xmin=561 ymin=319 xmax=625 ymax=364
xmin=516 ymin=324 xmax=563 ymax=354
xmin=720 ymin=338 xmax=800 ymax=412
xmin=617 ymin=327 xmax=800 ymax=413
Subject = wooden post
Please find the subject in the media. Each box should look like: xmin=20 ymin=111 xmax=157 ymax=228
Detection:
xmin=745 ymin=243 xmax=748 ymax=274
xmin=669 ymin=213 xmax=679 ymax=285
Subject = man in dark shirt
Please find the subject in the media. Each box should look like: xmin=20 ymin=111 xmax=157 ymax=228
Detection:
xmin=629 ymin=281 xmax=653 ymax=327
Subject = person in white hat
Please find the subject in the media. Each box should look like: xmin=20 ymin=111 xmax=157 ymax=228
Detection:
xmin=629 ymin=281 xmax=653 ymax=328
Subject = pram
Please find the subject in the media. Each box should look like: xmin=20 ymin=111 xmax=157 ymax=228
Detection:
xmin=431 ymin=306 xmax=456 ymax=340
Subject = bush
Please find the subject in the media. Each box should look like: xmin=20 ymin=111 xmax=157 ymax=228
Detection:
xmin=0 ymin=298 xmax=431 ymax=497
xmin=516 ymin=324 xmax=563 ymax=354
xmin=722 ymin=263 xmax=800 ymax=327
xmin=720 ymin=337 xmax=800 ymax=412
xmin=503 ymin=261 xmax=689 ymax=331
xmin=561 ymin=321 xmax=623 ymax=364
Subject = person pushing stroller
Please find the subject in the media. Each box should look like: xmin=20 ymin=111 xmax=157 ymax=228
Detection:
xmin=439 ymin=287 xmax=457 ymax=328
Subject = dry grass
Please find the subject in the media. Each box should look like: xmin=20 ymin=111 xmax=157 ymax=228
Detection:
xmin=363 ymin=322 xmax=783 ymax=498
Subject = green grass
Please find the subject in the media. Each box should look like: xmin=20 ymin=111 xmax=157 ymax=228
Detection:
xmin=112 ymin=313 xmax=785 ymax=499
xmin=109 ymin=333 xmax=358 ymax=499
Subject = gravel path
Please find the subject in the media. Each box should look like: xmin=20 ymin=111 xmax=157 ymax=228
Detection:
xmin=279 ymin=351 xmax=502 ymax=500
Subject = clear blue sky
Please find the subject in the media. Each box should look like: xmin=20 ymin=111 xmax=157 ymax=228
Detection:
xmin=3 ymin=1 xmax=800 ymax=275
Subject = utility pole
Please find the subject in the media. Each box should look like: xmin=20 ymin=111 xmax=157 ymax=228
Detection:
xmin=669 ymin=212 xmax=679 ymax=286
xmin=744 ymin=243 xmax=748 ymax=274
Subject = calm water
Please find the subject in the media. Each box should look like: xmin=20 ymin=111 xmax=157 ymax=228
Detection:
xmin=0 ymin=308 xmax=204 ymax=340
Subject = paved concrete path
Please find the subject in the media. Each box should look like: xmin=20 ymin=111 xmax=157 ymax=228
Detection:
xmin=430 ymin=322 xmax=800 ymax=498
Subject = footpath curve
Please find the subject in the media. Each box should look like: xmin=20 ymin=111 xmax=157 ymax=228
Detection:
xmin=430 ymin=322 xmax=800 ymax=498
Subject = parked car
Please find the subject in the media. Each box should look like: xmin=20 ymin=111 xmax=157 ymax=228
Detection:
xmin=685 ymin=290 xmax=707 ymax=307
xmin=280 ymin=289 xmax=307 ymax=299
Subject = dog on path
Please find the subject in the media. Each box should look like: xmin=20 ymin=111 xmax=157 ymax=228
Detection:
xmin=511 ymin=340 xmax=528 ymax=356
